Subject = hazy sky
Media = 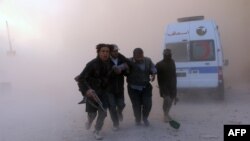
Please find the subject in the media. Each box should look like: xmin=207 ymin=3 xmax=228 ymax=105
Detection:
xmin=0 ymin=0 xmax=249 ymax=93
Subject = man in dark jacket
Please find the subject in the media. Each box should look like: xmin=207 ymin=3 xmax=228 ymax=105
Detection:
xmin=77 ymin=43 xmax=114 ymax=140
xmin=156 ymin=48 xmax=177 ymax=122
xmin=127 ymin=48 xmax=157 ymax=127
xmin=107 ymin=44 xmax=128 ymax=131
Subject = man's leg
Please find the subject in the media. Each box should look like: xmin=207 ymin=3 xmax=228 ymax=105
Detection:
xmin=128 ymin=86 xmax=142 ymax=125
xmin=107 ymin=93 xmax=119 ymax=130
xmin=163 ymin=96 xmax=173 ymax=122
xmin=142 ymin=84 xmax=152 ymax=126
xmin=117 ymin=93 xmax=125 ymax=122
xmin=94 ymin=108 xmax=107 ymax=140
xmin=85 ymin=101 xmax=98 ymax=130
xmin=86 ymin=112 xmax=97 ymax=130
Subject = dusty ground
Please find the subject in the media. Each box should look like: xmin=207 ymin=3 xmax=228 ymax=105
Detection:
xmin=0 ymin=83 xmax=249 ymax=141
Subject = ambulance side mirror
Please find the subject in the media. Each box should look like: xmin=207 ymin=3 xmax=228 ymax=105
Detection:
xmin=224 ymin=59 xmax=229 ymax=66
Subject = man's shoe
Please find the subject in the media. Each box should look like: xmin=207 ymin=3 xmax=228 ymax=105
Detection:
xmin=135 ymin=121 xmax=141 ymax=126
xmin=94 ymin=130 xmax=103 ymax=140
xmin=143 ymin=119 xmax=150 ymax=127
xmin=112 ymin=126 xmax=119 ymax=131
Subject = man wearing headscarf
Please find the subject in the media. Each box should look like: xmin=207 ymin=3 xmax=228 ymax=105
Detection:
xmin=156 ymin=48 xmax=178 ymax=122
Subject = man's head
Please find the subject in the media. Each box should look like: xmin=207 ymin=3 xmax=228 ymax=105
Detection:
xmin=133 ymin=48 xmax=144 ymax=62
xmin=110 ymin=44 xmax=119 ymax=59
xmin=96 ymin=43 xmax=111 ymax=61
xmin=163 ymin=48 xmax=172 ymax=60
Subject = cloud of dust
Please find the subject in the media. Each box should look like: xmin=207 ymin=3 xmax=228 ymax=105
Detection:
xmin=0 ymin=1 xmax=249 ymax=141
xmin=1 ymin=0 xmax=249 ymax=95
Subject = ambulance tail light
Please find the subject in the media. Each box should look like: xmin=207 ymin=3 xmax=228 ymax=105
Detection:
xmin=218 ymin=67 xmax=224 ymax=83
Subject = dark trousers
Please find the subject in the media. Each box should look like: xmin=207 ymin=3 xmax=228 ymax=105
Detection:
xmin=127 ymin=84 xmax=152 ymax=123
xmin=107 ymin=92 xmax=125 ymax=127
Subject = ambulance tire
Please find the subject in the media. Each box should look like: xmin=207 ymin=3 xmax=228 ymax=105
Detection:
xmin=215 ymin=82 xmax=224 ymax=100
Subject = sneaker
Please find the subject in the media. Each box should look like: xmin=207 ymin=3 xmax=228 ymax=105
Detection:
xmin=143 ymin=119 xmax=150 ymax=127
xmin=94 ymin=130 xmax=103 ymax=140
xmin=135 ymin=121 xmax=141 ymax=126
xmin=112 ymin=126 xmax=119 ymax=131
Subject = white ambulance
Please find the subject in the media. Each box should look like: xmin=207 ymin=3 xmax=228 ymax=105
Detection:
xmin=164 ymin=16 xmax=225 ymax=99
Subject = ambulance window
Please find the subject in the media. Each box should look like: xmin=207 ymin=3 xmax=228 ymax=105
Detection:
xmin=165 ymin=42 xmax=189 ymax=62
xmin=190 ymin=40 xmax=215 ymax=61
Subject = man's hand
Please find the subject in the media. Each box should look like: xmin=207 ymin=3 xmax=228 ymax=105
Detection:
xmin=74 ymin=75 xmax=80 ymax=82
xmin=113 ymin=63 xmax=128 ymax=74
xmin=85 ymin=89 xmax=98 ymax=102
xmin=113 ymin=66 xmax=122 ymax=74
xmin=150 ymin=74 xmax=156 ymax=82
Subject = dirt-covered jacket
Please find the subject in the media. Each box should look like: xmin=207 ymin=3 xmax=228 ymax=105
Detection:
xmin=77 ymin=57 xmax=114 ymax=96
xmin=126 ymin=57 xmax=156 ymax=86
